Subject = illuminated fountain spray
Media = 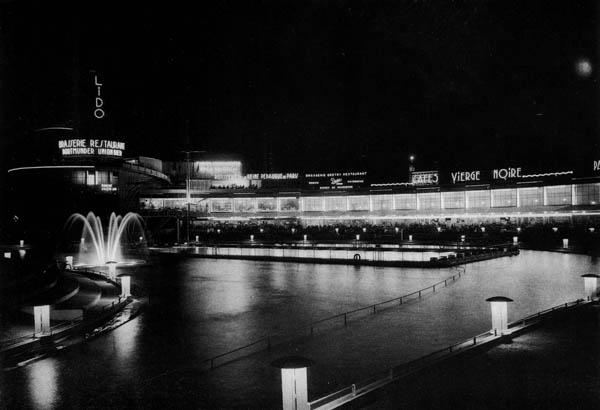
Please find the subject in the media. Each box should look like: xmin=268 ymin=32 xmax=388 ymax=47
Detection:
xmin=65 ymin=212 xmax=145 ymax=266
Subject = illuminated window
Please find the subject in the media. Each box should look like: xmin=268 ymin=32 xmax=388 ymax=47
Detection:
xmin=347 ymin=195 xmax=370 ymax=211
xmin=96 ymin=171 xmax=110 ymax=185
xmin=257 ymin=198 xmax=277 ymax=211
xmin=191 ymin=199 xmax=209 ymax=213
xmin=303 ymin=197 xmax=324 ymax=212
xmin=147 ymin=198 xmax=164 ymax=209
xmin=234 ymin=198 xmax=255 ymax=212
xmin=418 ymin=192 xmax=441 ymax=210
xmin=211 ymin=198 xmax=233 ymax=212
xmin=491 ymin=189 xmax=517 ymax=208
xmin=279 ymin=197 xmax=299 ymax=211
xmin=573 ymin=183 xmax=600 ymax=205
xmin=86 ymin=170 xmax=96 ymax=186
xmin=71 ymin=171 xmax=86 ymax=185
xmin=371 ymin=195 xmax=393 ymax=211
xmin=393 ymin=194 xmax=417 ymax=210
xmin=518 ymin=187 xmax=543 ymax=207
xmin=324 ymin=196 xmax=346 ymax=212
xmin=466 ymin=190 xmax=490 ymax=209
xmin=545 ymin=185 xmax=572 ymax=206
xmin=442 ymin=192 xmax=465 ymax=209
xmin=164 ymin=199 xmax=187 ymax=209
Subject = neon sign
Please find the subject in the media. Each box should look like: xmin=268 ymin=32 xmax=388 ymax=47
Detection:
xmin=450 ymin=167 xmax=522 ymax=183
xmin=492 ymin=167 xmax=521 ymax=181
xmin=94 ymin=75 xmax=105 ymax=119
xmin=451 ymin=171 xmax=481 ymax=184
xmin=58 ymin=139 xmax=125 ymax=157
xmin=411 ymin=171 xmax=439 ymax=185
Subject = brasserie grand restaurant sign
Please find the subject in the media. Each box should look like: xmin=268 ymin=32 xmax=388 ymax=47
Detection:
xmin=58 ymin=139 xmax=125 ymax=157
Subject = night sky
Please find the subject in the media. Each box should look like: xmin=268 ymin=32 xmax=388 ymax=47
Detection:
xmin=0 ymin=0 xmax=598 ymax=180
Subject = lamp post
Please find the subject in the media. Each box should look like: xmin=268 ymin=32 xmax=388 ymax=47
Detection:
xmin=272 ymin=356 xmax=314 ymax=410
xmin=180 ymin=150 xmax=206 ymax=244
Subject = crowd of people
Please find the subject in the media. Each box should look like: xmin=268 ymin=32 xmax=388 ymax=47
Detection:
xmin=146 ymin=219 xmax=600 ymax=253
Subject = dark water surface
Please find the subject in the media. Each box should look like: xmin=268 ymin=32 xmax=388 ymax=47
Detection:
xmin=1 ymin=251 xmax=596 ymax=409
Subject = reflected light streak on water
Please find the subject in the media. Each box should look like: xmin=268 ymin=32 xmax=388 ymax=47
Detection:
xmin=113 ymin=319 xmax=141 ymax=363
xmin=27 ymin=358 xmax=58 ymax=410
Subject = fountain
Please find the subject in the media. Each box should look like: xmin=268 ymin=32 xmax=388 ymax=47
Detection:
xmin=64 ymin=212 xmax=145 ymax=267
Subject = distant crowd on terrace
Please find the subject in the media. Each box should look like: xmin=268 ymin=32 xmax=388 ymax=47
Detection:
xmin=147 ymin=220 xmax=600 ymax=253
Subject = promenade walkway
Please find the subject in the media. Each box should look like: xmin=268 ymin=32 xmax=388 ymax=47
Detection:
xmin=0 ymin=269 xmax=133 ymax=369
xmin=379 ymin=303 xmax=600 ymax=410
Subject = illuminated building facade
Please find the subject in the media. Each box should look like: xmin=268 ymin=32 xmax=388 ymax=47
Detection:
xmin=4 ymin=70 xmax=169 ymax=238
xmin=140 ymin=163 xmax=600 ymax=225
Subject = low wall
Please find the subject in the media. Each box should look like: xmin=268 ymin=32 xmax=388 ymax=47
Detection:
xmin=155 ymin=245 xmax=519 ymax=268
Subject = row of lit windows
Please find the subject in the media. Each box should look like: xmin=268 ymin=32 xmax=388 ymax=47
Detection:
xmin=141 ymin=183 xmax=600 ymax=212
xmin=71 ymin=170 xmax=118 ymax=186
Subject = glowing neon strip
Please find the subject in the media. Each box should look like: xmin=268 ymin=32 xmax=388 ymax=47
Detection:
xmin=197 ymin=209 xmax=600 ymax=222
xmin=521 ymin=171 xmax=573 ymax=178
xmin=34 ymin=126 xmax=74 ymax=131
xmin=371 ymin=182 xmax=414 ymax=186
xmin=7 ymin=165 xmax=95 ymax=173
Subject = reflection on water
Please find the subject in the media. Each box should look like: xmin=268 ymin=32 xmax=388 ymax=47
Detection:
xmin=113 ymin=319 xmax=140 ymax=362
xmin=2 ymin=251 xmax=597 ymax=410
xmin=27 ymin=358 xmax=57 ymax=410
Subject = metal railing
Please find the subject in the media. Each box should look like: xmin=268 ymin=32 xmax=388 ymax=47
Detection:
xmin=308 ymin=297 xmax=590 ymax=410
xmin=194 ymin=266 xmax=466 ymax=371
xmin=0 ymin=268 xmax=127 ymax=351
xmin=0 ymin=297 xmax=128 ymax=351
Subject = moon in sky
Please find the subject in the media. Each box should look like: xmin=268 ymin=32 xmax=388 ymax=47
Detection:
xmin=575 ymin=58 xmax=592 ymax=77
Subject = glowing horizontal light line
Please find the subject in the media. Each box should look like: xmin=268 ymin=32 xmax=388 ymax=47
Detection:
xmin=34 ymin=126 xmax=74 ymax=131
xmin=371 ymin=183 xmax=414 ymax=186
xmin=8 ymin=165 xmax=95 ymax=173
xmin=521 ymin=171 xmax=573 ymax=178
xmin=199 ymin=210 xmax=600 ymax=222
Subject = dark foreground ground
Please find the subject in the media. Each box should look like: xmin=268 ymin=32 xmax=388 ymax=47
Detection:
xmin=374 ymin=303 xmax=600 ymax=410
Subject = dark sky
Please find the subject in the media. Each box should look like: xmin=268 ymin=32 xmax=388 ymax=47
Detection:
xmin=1 ymin=0 xmax=598 ymax=180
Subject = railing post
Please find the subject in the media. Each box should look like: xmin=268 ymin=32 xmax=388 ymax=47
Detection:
xmin=399 ymin=297 xmax=403 ymax=305
xmin=433 ymin=285 xmax=436 ymax=292
xmin=418 ymin=290 xmax=421 ymax=298
xmin=373 ymin=306 xmax=376 ymax=314
xmin=473 ymin=336 xmax=476 ymax=345
xmin=344 ymin=314 xmax=347 ymax=326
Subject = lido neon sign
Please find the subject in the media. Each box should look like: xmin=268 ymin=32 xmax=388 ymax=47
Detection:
xmin=94 ymin=75 xmax=105 ymax=119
